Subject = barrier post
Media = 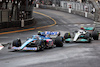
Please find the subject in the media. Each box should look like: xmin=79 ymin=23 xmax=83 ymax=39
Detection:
xmin=21 ymin=18 xmax=24 ymax=27
xmin=84 ymin=6 xmax=88 ymax=17
xmin=36 ymin=3 xmax=39 ymax=8
xmin=68 ymin=3 xmax=72 ymax=13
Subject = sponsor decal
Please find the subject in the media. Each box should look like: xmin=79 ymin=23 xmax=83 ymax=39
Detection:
xmin=46 ymin=39 xmax=52 ymax=41
xmin=12 ymin=47 xmax=20 ymax=50
xmin=45 ymin=31 xmax=59 ymax=35
xmin=23 ymin=47 xmax=37 ymax=50
xmin=12 ymin=47 xmax=37 ymax=50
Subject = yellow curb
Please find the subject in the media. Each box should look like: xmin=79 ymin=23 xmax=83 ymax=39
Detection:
xmin=0 ymin=11 xmax=57 ymax=35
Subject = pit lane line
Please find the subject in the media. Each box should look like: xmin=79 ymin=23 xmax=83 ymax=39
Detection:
xmin=0 ymin=11 xmax=57 ymax=35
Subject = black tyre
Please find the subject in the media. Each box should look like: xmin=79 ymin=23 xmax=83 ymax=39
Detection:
xmin=92 ymin=30 xmax=99 ymax=40
xmin=55 ymin=36 xmax=63 ymax=47
xmin=12 ymin=39 xmax=21 ymax=47
xmin=64 ymin=33 xmax=71 ymax=39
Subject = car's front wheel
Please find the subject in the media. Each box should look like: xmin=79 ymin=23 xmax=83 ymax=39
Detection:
xmin=12 ymin=38 xmax=21 ymax=47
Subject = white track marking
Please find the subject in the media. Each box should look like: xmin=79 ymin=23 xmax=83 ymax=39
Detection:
xmin=87 ymin=24 xmax=91 ymax=25
xmin=56 ymin=25 xmax=58 ymax=26
xmin=68 ymin=25 xmax=71 ymax=26
xmin=94 ymin=21 xmax=96 ymax=23
xmin=80 ymin=24 xmax=84 ymax=26
xmin=67 ymin=24 xmax=95 ymax=26
xmin=60 ymin=19 xmax=67 ymax=24
xmin=74 ymin=24 xmax=78 ymax=26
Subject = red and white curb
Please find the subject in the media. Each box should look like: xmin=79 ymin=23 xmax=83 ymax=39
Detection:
xmin=0 ymin=43 xmax=4 ymax=50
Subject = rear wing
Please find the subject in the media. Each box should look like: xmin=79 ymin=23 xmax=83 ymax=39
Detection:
xmin=45 ymin=31 xmax=60 ymax=35
xmin=84 ymin=27 xmax=94 ymax=31
xmin=39 ymin=31 xmax=60 ymax=35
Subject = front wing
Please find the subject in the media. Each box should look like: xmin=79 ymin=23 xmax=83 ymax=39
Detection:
xmin=11 ymin=47 xmax=38 ymax=51
xmin=65 ymin=38 xmax=89 ymax=43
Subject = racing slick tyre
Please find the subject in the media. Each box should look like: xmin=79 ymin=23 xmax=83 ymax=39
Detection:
xmin=55 ymin=36 xmax=63 ymax=47
xmin=12 ymin=39 xmax=21 ymax=47
xmin=84 ymin=33 xmax=91 ymax=43
xmin=92 ymin=30 xmax=99 ymax=40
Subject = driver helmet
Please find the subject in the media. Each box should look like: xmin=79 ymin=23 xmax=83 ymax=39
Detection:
xmin=38 ymin=32 xmax=41 ymax=35
xmin=80 ymin=26 xmax=84 ymax=30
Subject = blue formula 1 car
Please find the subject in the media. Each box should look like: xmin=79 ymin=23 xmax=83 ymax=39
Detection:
xmin=8 ymin=31 xmax=63 ymax=51
xmin=64 ymin=27 xmax=99 ymax=43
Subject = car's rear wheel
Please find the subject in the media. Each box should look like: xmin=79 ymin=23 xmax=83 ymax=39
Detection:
xmin=92 ymin=30 xmax=99 ymax=40
xmin=55 ymin=36 xmax=63 ymax=47
xmin=12 ymin=39 xmax=21 ymax=47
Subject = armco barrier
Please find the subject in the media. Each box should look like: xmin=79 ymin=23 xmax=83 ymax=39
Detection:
xmin=0 ymin=18 xmax=35 ymax=29
xmin=39 ymin=5 xmax=94 ymax=20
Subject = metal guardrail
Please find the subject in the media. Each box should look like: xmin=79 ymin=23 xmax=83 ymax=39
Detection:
xmin=89 ymin=0 xmax=100 ymax=32
xmin=60 ymin=1 xmax=93 ymax=13
xmin=40 ymin=5 xmax=94 ymax=20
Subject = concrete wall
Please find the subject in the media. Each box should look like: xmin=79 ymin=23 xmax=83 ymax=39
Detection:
xmin=0 ymin=18 xmax=35 ymax=29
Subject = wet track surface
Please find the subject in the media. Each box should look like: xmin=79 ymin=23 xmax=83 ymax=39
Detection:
xmin=0 ymin=9 xmax=100 ymax=67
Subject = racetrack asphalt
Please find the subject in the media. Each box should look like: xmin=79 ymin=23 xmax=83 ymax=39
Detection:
xmin=0 ymin=9 xmax=100 ymax=67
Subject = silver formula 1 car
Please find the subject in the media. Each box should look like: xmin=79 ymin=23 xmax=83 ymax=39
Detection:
xmin=64 ymin=27 xmax=99 ymax=43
